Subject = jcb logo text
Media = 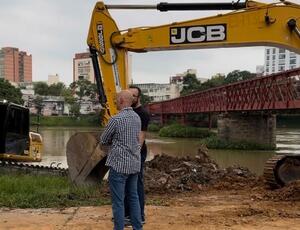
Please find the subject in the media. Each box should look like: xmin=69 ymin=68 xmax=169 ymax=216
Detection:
xmin=170 ymin=24 xmax=226 ymax=44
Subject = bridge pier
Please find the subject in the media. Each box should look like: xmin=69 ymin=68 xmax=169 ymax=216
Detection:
xmin=217 ymin=113 xmax=276 ymax=148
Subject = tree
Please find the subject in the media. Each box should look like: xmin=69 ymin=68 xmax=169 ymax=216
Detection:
xmin=70 ymin=79 xmax=97 ymax=103
xmin=199 ymin=73 xmax=225 ymax=91
xmin=69 ymin=102 xmax=80 ymax=117
xmin=224 ymin=70 xmax=256 ymax=84
xmin=141 ymin=93 xmax=151 ymax=105
xmin=62 ymin=88 xmax=76 ymax=105
xmin=33 ymin=96 xmax=44 ymax=115
xmin=48 ymin=82 xmax=66 ymax=96
xmin=180 ymin=73 xmax=201 ymax=95
xmin=0 ymin=79 xmax=23 ymax=104
xmin=34 ymin=82 xmax=49 ymax=95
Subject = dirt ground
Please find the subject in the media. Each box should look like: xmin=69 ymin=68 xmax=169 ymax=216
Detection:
xmin=1 ymin=152 xmax=300 ymax=229
xmin=0 ymin=188 xmax=299 ymax=230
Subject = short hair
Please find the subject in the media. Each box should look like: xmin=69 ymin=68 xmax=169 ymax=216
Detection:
xmin=129 ymin=85 xmax=142 ymax=97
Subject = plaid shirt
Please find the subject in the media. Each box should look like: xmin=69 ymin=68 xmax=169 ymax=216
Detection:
xmin=100 ymin=107 xmax=141 ymax=174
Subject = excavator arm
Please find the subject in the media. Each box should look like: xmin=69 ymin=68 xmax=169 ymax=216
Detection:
xmin=87 ymin=0 xmax=300 ymax=124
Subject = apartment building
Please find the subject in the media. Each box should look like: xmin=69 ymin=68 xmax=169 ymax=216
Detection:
xmin=73 ymin=52 xmax=95 ymax=83
xmin=0 ymin=47 xmax=32 ymax=83
xmin=264 ymin=47 xmax=300 ymax=75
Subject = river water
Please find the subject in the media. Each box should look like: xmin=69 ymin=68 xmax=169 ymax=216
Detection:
xmin=36 ymin=127 xmax=300 ymax=176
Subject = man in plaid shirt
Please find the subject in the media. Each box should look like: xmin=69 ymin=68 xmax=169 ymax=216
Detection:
xmin=100 ymin=90 xmax=143 ymax=230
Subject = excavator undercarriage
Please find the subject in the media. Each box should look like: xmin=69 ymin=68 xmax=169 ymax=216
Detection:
xmin=264 ymin=154 xmax=300 ymax=189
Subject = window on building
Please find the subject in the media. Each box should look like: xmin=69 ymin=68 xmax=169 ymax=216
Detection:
xmin=278 ymin=59 xmax=285 ymax=65
xmin=272 ymin=67 xmax=275 ymax=72
xmin=266 ymin=61 xmax=269 ymax=66
xmin=279 ymin=48 xmax=285 ymax=53
xmin=266 ymin=49 xmax=270 ymax=55
xmin=272 ymin=55 xmax=276 ymax=60
xmin=279 ymin=65 xmax=285 ymax=71
xmin=266 ymin=56 xmax=270 ymax=60
xmin=290 ymin=59 xmax=296 ymax=65
xmin=279 ymin=54 xmax=285 ymax=59
xmin=290 ymin=65 xmax=296 ymax=69
xmin=266 ymin=67 xmax=269 ymax=72
xmin=290 ymin=52 xmax=296 ymax=58
xmin=272 ymin=48 xmax=276 ymax=54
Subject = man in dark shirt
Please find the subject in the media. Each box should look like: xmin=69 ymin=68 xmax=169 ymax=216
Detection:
xmin=124 ymin=86 xmax=150 ymax=225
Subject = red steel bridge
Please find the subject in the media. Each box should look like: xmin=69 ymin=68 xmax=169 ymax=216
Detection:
xmin=146 ymin=68 xmax=300 ymax=120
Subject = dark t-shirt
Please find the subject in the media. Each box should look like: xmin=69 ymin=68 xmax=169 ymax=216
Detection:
xmin=133 ymin=105 xmax=150 ymax=154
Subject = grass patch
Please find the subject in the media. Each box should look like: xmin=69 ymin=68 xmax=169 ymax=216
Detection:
xmin=200 ymin=136 xmax=276 ymax=150
xmin=148 ymin=123 xmax=161 ymax=132
xmin=0 ymin=174 xmax=110 ymax=208
xmin=159 ymin=124 xmax=215 ymax=138
xmin=30 ymin=114 xmax=101 ymax=127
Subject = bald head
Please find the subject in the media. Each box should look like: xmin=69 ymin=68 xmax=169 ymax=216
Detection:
xmin=116 ymin=90 xmax=134 ymax=110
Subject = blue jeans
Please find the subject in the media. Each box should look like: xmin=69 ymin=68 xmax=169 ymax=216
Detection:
xmin=108 ymin=168 xmax=142 ymax=230
xmin=125 ymin=150 xmax=147 ymax=222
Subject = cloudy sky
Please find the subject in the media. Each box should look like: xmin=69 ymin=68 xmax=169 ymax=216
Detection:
xmin=0 ymin=0 xmax=298 ymax=85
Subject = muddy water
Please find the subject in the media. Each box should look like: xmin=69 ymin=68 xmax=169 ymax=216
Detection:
xmin=37 ymin=127 xmax=300 ymax=175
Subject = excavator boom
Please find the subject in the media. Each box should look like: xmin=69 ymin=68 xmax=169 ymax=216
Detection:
xmin=87 ymin=1 xmax=300 ymax=122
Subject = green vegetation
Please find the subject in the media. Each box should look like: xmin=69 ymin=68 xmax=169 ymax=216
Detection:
xmin=148 ymin=123 xmax=161 ymax=132
xmin=159 ymin=124 xmax=215 ymax=138
xmin=30 ymin=114 xmax=102 ymax=127
xmin=0 ymin=174 xmax=109 ymax=208
xmin=181 ymin=70 xmax=256 ymax=95
xmin=200 ymin=136 xmax=276 ymax=150
xmin=0 ymin=79 xmax=23 ymax=104
xmin=34 ymin=82 xmax=67 ymax=96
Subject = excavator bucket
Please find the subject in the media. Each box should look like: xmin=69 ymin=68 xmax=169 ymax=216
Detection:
xmin=66 ymin=132 xmax=109 ymax=186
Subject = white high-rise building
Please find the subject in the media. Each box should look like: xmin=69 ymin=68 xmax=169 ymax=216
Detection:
xmin=264 ymin=47 xmax=300 ymax=75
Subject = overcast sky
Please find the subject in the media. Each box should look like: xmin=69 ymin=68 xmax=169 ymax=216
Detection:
xmin=0 ymin=0 xmax=299 ymax=85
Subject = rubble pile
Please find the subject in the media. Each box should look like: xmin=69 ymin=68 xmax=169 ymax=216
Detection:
xmin=144 ymin=149 xmax=257 ymax=194
xmin=263 ymin=180 xmax=300 ymax=201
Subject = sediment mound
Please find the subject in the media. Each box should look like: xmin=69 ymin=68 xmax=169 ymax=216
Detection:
xmin=263 ymin=180 xmax=300 ymax=201
xmin=144 ymin=149 xmax=257 ymax=194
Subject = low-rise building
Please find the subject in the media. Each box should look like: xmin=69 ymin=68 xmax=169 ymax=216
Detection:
xmin=134 ymin=83 xmax=181 ymax=102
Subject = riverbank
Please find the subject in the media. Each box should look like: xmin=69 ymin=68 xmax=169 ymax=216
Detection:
xmin=30 ymin=114 xmax=101 ymax=127
xmin=1 ymin=153 xmax=299 ymax=229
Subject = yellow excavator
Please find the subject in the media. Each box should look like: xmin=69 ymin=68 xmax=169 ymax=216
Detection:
xmin=67 ymin=0 xmax=300 ymax=187
xmin=0 ymin=101 xmax=42 ymax=162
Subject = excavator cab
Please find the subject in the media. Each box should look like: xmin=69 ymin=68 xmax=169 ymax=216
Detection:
xmin=0 ymin=101 xmax=42 ymax=162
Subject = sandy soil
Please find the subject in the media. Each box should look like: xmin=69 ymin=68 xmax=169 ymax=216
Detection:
xmin=0 ymin=187 xmax=299 ymax=230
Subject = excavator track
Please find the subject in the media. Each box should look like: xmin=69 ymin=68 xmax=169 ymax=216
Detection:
xmin=0 ymin=160 xmax=68 ymax=177
xmin=264 ymin=154 xmax=300 ymax=189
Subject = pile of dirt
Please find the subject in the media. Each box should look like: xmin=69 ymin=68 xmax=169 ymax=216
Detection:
xmin=263 ymin=180 xmax=300 ymax=201
xmin=144 ymin=149 xmax=258 ymax=194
